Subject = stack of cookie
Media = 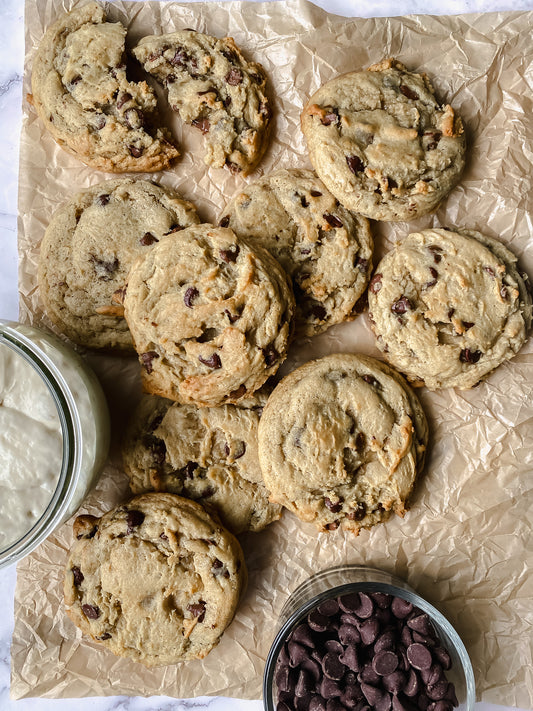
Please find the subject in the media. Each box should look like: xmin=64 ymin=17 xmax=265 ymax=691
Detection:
xmin=33 ymin=1 xmax=531 ymax=672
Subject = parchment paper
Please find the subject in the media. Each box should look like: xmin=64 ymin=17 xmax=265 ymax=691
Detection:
xmin=12 ymin=0 xmax=533 ymax=705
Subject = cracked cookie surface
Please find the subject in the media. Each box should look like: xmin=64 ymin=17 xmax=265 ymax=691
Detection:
xmin=31 ymin=3 xmax=179 ymax=172
xmin=219 ymin=169 xmax=373 ymax=336
xmin=122 ymin=393 xmax=281 ymax=534
xmin=38 ymin=178 xmax=200 ymax=350
xmin=64 ymin=493 xmax=246 ymax=666
xmin=257 ymin=353 xmax=428 ymax=534
xmin=368 ymin=228 xmax=532 ymax=389
xmin=123 ymin=224 xmax=295 ymax=406
xmin=301 ymin=58 xmax=465 ymax=221
xmin=133 ymin=30 xmax=271 ymax=175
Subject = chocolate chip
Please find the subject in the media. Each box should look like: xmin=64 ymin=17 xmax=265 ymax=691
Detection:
xmin=347 ymin=501 xmax=367 ymax=521
xmin=323 ymin=213 xmax=343 ymax=229
xmin=295 ymin=669 xmax=315 ymax=697
xmin=324 ymin=497 xmax=342 ymax=513
xmin=339 ymin=644 xmax=360 ymax=672
xmin=82 ymin=604 xmax=100 ymax=620
xmin=140 ymin=232 xmax=158 ymax=246
xmin=219 ymin=215 xmax=230 ymax=227
xmin=400 ymin=84 xmax=419 ymax=100
xmin=447 ymin=308 xmax=455 ymax=320
xmin=289 ymin=641 xmax=310 ymax=667
xmin=391 ymin=597 xmax=413 ymax=619
xmin=160 ymin=532 xmax=169 ymax=540
xmin=407 ymin=614 xmax=433 ymax=636
xmin=483 ymin=266 xmax=496 ymax=277
xmin=326 ymin=521 xmax=339 ymax=531
xmin=126 ymin=510 xmax=145 ymax=534
xmin=432 ymin=646 xmax=452 ymax=670
xmin=124 ymin=107 xmax=144 ymax=129
xmin=226 ymin=160 xmax=242 ymax=175
xmin=372 ymin=650 xmax=399 ymax=676
xmin=355 ymin=256 xmax=369 ymax=272
xmin=317 ymin=598 xmax=339 ymax=617
xmin=140 ymin=351 xmax=159 ymax=374
xmin=310 ymin=190 xmax=322 ymax=197
xmin=362 ymin=374 xmax=380 ymax=387
xmin=424 ymin=267 xmax=438 ymax=288
xmin=90 ymin=254 xmax=119 ymax=279
xmin=263 ymin=345 xmax=279 ymax=367
xmin=371 ymin=592 xmax=392 ymax=609
xmin=230 ymin=384 xmax=247 ymax=399
xmin=290 ymin=623 xmax=315 ymax=649
xmin=308 ymin=610 xmax=329 ymax=632
xmin=129 ymin=145 xmax=143 ymax=158
xmin=187 ymin=600 xmax=206 ymax=622
xmin=97 ymin=632 xmax=112 ymax=641
xmin=170 ymin=47 xmax=190 ymax=66
xmin=199 ymin=353 xmax=222 ymax=369
xmin=369 ymin=273 xmax=383 ymax=294
xmin=361 ymin=681 xmax=391 ymax=709
xmin=423 ymin=130 xmax=442 ymax=151
xmin=71 ymin=566 xmax=84 ymax=587
xmin=93 ymin=114 xmax=106 ymax=130
xmin=191 ymin=116 xmax=210 ymax=134
xmin=180 ymin=461 xmax=198 ymax=479
xmin=142 ymin=434 xmax=166 ymax=466
xmin=225 ymin=68 xmax=243 ymax=85
xmin=459 ymin=348 xmax=482 ymax=364
xmin=404 ymin=667 xmax=420 ymax=696
xmin=407 ymin=643 xmax=432 ymax=670
xmin=383 ymin=670 xmax=407 ymax=694
xmin=320 ymin=677 xmax=343 ymax=699
xmin=311 ymin=304 xmax=327 ymax=321
xmin=428 ymin=245 xmax=443 ymax=263
xmin=359 ymin=618 xmax=380 ymax=645
xmin=116 ymin=92 xmax=132 ymax=109
xmin=462 ymin=321 xmax=474 ymax=331
xmin=220 ymin=244 xmax=240 ymax=262
xmin=346 ymin=155 xmax=364 ymax=173
xmin=184 ymin=286 xmax=199 ymax=307
xmin=391 ymin=296 xmax=412 ymax=314
xmin=224 ymin=308 xmax=240 ymax=324
xmin=338 ymin=623 xmax=360 ymax=646
xmin=374 ymin=628 xmax=396 ymax=653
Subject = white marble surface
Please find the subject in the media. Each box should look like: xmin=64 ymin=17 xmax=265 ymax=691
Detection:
xmin=0 ymin=0 xmax=532 ymax=709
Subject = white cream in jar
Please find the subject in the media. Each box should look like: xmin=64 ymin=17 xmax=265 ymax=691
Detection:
xmin=0 ymin=342 xmax=63 ymax=549
xmin=0 ymin=321 xmax=110 ymax=568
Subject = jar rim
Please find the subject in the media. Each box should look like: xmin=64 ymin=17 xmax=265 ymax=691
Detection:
xmin=262 ymin=564 xmax=476 ymax=710
xmin=0 ymin=321 xmax=81 ymax=569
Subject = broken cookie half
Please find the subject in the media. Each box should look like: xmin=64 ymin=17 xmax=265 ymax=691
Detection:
xmin=133 ymin=30 xmax=272 ymax=176
xmin=31 ymin=3 xmax=179 ymax=172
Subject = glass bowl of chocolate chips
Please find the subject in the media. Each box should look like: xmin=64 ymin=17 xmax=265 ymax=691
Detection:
xmin=263 ymin=565 xmax=475 ymax=711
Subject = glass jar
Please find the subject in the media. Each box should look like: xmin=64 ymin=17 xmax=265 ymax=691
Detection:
xmin=263 ymin=564 xmax=475 ymax=711
xmin=0 ymin=320 xmax=110 ymax=569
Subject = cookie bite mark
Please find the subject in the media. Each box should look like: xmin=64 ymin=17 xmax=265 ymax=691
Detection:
xmin=31 ymin=3 xmax=179 ymax=172
xmin=133 ymin=31 xmax=272 ymax=175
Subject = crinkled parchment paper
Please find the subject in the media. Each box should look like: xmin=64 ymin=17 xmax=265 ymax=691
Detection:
xmin=12 ymin=0 xmax=533 ymax=704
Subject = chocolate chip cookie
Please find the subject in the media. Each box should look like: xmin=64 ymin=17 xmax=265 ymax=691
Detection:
xmin=38 ymin=178 xmax=200 ymax=350
xmin=122 ymin=393 xmax=281 ymax=534
xmin=219 ymin=169 xmax=373 ymax=336
xmin=368 ymin=228 xmax=532 ymax=389
xmin=132 ymin=30 xmax=271 ymax=175
xmin=122 ymin=224 xmax=295 ymax=406
xmin=301 ymin=58 xmax=465 ymax=221
xmin=257 ymin=353 xmax=428 ymax=534
xmin=31 ymin=3 xmax=179 ymax=172
xmin=64 ymin=493 xmax=246 ymax=666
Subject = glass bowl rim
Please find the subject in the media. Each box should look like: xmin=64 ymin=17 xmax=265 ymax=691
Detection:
xmin=0 ymin=321 xmax=82 ymax=569
xmin=263 ymin=564 xmax=476 ymax=710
